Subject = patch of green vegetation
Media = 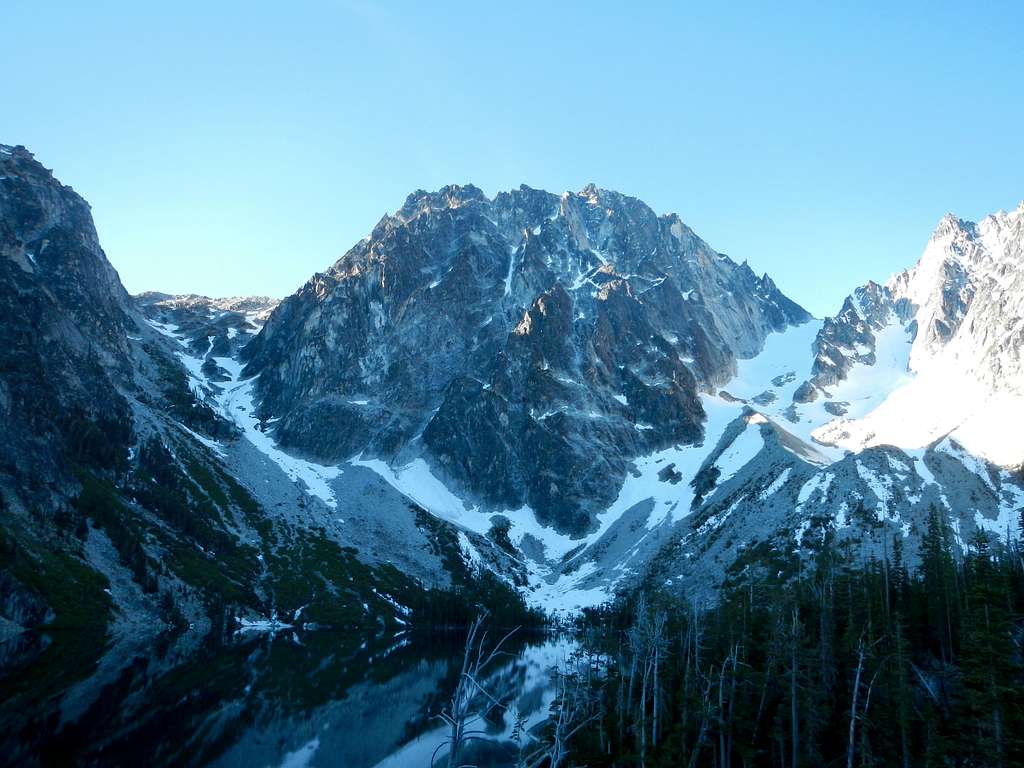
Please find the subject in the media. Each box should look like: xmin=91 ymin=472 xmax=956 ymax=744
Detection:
xmin=74 ymin=470 xmax=158 ymax=593
xmin=722 ymin=536 xmax=800 ymax=589
xmin=182 ymin=453 xmax=230 ymax=510
xmin=0 ymin=526 xmax=112 ymax=632
xmin=413 ymin=505 xmax=470 ymax=580
xmin=0 ymin=527 xmax=113 ymax=704
xmin=265 ymin=529 xmax=417 ymax=627
xmin=75 ymin=452 xmax=264 ymax=614
xmin=63 ymin=408 xmax=133 ymax=472
xmin=411 ymin=506 xmax=544 ymax=629
xmin=126 ymin=440 xmax=265 ymax=606
xmin=167 ymin=543 xmax=259 ymax=606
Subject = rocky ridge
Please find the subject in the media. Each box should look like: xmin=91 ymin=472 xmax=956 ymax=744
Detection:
xmin=241 ymin=183 xmax=810 ymax=535
xmin=1 ymin=142 xmax=1022 ymax=622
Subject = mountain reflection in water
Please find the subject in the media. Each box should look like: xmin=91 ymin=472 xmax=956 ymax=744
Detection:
xmin=0 ymin=626 xmax=573 ymax=767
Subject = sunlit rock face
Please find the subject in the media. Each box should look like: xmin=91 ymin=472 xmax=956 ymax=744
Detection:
xmin=793 ymin=204 xmax=1024 ymax=467
xmin=242 ymin=184 xmax=810 ymax=533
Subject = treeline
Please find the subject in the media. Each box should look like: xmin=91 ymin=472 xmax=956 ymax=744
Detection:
xmin=413 ymin=569 xmax=547 ymax=632
xmin=557 ymin=512 xmax=1024 ymax=767
xmin=408 ymin=505 xmax=547 ymax=631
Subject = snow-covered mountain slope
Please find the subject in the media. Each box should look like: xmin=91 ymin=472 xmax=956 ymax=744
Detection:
xmin=788 ymin=203 xmax=1024 ymax=466
xmin=628 ymin=205 xmax=1024 ymax=603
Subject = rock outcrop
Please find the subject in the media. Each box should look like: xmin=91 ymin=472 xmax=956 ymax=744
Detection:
xmin=243 ymin=184 xmax=810 ymax=533
xmin=0 ymin=144 xmax=136 ymax=504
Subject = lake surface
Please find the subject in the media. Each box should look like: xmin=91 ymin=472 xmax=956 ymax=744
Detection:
xmin=0 ymin=626 xmax=572 ymax=767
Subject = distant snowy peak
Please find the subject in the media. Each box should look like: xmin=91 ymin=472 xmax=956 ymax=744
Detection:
xmin=886 ymin=203 xmax=1024 ymax=386
xmin=886 ymin=214 xmax=981 ymax=372
xmin=135 ymin=292 xmax=279 ymax=359
xmin=136 ymin=292 xmax=279 ymax=323
xmin=792 ymin=203 xmax=1024 ymax=466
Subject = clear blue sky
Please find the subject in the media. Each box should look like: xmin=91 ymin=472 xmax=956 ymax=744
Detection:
xmin=3 ymin=1 xmax=1021 ymax=317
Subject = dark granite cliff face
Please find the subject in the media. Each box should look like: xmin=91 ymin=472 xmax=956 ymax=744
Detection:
xmin=0 ymin=145 xmax=136 ymax=504
xmin=242 ymin=184 xmax=810 ymax=533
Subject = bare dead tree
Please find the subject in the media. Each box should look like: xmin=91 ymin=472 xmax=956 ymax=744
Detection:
xmin=846 ymin=629 xmax=886 ymax=768
xmin=752 ymin=615 xmax=784 ymax=743
xmin=717 ymin=641 xmax=742 ymax=768
xmin=625 ymin=595 xmax=669 ymax=768
xmin=686 ymin=672 xmax=715 ymax=768
xmin=616 ymin=643 xmax=628 ymax=746
xmin=650 ymin=610 xmax=668 ymax=750
xmin=514 ymin=650 xmax=602 ymax=768
xmin=846 ymin=634 xmax=867 ymax=768
xmin=432 ymin=613 xmax=519 ymax=768
xmin=790 ymin=605 xmax=800 ymax=768
xmin=626 ymin=593 xmax=646 ymax=718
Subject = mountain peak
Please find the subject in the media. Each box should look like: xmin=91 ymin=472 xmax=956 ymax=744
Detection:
xmin=0 ymin=143 xmax=34 ymax=160
xmin=930 ymin=212 xmax=973 ymax=241
xmin=243 ymin=180 xmax=809 ymax=534
xmin=396 ymin=184 xmax=488 ymax=221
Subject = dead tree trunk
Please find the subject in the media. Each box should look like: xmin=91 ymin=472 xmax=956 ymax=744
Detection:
xmin=434 ymin=613 xmax=518 ymax=768
xmin=791 ymin=606 xmax=800 ymax=768
xmin=846 ymin=635 xmax=866 ymax=768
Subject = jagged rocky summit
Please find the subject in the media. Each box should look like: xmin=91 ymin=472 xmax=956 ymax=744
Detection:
xmin=791 ymin=203 xmax=1024 ymax=467
xmin=241 ymin=183 xmax=810 ymax=535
